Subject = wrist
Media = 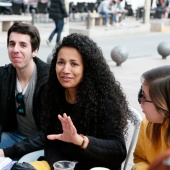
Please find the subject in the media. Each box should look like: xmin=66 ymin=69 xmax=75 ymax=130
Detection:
xmin=79 ymin=134 xmax=85 ymax=148
xmin=79 ymin=134 xmax=88 ymax=149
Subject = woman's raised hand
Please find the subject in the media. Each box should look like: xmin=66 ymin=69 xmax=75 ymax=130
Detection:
xmin=47 ymin=113 xmax=83 ymax=146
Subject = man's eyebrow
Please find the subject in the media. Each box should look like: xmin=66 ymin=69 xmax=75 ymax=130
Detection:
xmin=9 ymin=40 xmax=15 ymax=43
xmin=8 ymin=41 xmax=28 ymax=44
xmin=20 ymin=42 xmax=28 ymax=45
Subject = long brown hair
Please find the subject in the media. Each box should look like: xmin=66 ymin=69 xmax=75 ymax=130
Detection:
xmin=141 ymin=65 xmax=170 ymax=148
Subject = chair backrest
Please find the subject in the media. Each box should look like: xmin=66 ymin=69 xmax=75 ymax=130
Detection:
xmin=87 ymin=2 xmax=96 ymax=12
xmin=76 ymin=2 xmax=87 ymax=13
xmin=122 ymin=106 xmax=142 ymax=170
xmin=36 ymin=1 xmax=48 ymax=14
xmin=18 ymin=150 xmax=44 ymax=163
xmin=12 ymin=1 xmax=23 ymax=15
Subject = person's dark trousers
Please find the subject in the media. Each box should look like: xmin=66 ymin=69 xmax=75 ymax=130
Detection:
xmin=111 ymin=13 xmax=116 ymax=22
xmin=99 ymin=11 xmax=109 ymax=23
xmin=48 ymin=18 xmax=64 ymax=44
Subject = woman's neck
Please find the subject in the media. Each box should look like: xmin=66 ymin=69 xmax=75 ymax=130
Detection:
xmin=65 ymin=89 xmax=76 ymax=104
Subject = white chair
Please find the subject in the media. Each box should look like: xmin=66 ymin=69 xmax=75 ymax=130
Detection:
xmin=122 ymin=106 xmax=142 ymax=170
xmin=18 ymin=150 xmax=44 ymax=163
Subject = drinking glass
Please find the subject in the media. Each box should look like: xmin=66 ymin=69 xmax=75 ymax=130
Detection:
xmin=53 ymin=161 xmax=75 ymax=170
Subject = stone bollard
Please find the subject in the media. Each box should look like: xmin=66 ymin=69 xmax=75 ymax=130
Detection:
xmin=111 ymin=46 xmax=128 ymax=66
xmin=47 ymin=53 xmax=53 ymax=64
xmin=157 ymin=41 xmax=170 ymax=59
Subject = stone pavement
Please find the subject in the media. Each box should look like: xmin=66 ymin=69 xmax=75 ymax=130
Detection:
xmin=0 ymin=16 xmax=170 ymax=44
xmin=69 ymin=16 xmax=150 ymax=38
xmin=0 ymin=16 xmax=170 ymax=170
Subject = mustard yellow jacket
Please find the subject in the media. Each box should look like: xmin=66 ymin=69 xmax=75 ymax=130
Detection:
xmin=132 ymin=118 xmax=168 ymax=170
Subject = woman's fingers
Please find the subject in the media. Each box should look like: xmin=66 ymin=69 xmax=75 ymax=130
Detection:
xmin=56 ymin=113 xmax=78 ymax=143
xmin=58 ymin=114 xmax=65 ymax=122
xmin=48 ymin=113 xmax=79 ymax=144
xmin=47 ymin=134 xmax=61 ymax=140
xmin=58 ymin=114 xmax=74 ymax=131
xmin=67 ymin=116 xmax=77 ymax=134
xmin=58 ymin=114 xmax=68 ymax=131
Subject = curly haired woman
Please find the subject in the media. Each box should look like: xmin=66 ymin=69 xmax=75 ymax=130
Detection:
xmin=38 ymin=33 xmax=130 ymax=170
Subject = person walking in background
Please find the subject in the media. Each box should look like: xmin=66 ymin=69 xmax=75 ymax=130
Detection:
xmin=46 ymin=0 xmax=68 ymax=46
xmin=132 ymin=65 xmax=170 ymax=170
xmin=0 ymin=22 xmax=49 ymax=160
xmin=97 ymin=0 xmax=117 ymax=27
xmin=29 ymin=33 xmax=130 ymax=170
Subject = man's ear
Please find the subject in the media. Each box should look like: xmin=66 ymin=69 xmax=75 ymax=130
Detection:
xmin=32 ymin=49 xmax=38 ymax=57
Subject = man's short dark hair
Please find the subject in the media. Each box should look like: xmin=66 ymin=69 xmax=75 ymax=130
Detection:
xmin=111 ymin=0 xmax=116 ymax=4
xmin=7 ymin=22 xmax=40 ymax=52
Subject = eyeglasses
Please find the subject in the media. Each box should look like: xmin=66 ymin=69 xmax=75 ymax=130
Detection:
xmin=16 ymin=92 xmax=26 ymax=116
xmin=138 ymin=98 xmax=153 ymax=104
xmin=138 ymin=86 xmax=153 ymax=104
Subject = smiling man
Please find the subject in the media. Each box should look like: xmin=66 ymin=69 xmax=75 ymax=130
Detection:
xmin=0 ymin=22 xmax=50 ymax=159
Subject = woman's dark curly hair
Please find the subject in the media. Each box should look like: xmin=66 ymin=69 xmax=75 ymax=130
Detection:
xmin=41 ymin=33 xmax=130 ymax=139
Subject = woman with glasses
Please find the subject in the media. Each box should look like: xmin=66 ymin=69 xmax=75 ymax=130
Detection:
xmin=132 ymin=65 xmax=170 ymax=170
xmin=32 ymin=33 xmax=130 ymax=170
